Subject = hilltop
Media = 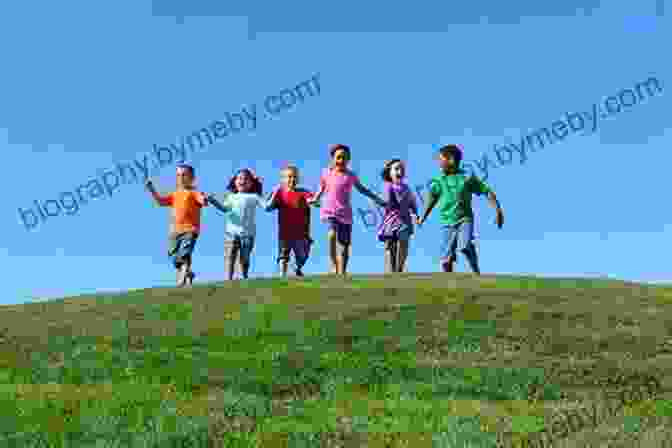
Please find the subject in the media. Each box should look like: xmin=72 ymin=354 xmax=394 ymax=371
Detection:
xmin=1 ymin=273 xmax=671 ymax=447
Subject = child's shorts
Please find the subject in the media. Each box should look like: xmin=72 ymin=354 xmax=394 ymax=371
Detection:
xmin=169 ymin=232 xmax=199 ymax=268
xmin=326 ymin=217 xmax=352 ymax=247
xmin=439 ymin=221 xmax=475 ymax=262
xmin=224 ymin=235 xmax=255 ymax=264
xmin=277 ymin=238 xmax=313 ymax=269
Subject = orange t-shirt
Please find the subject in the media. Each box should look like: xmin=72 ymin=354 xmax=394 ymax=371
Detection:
xmin=158 ymin=190 xmax=207 ymax=234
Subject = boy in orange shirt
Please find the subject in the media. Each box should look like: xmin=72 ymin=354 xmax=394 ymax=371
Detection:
xmin=145 ymin=164 xmax=210 ymax=287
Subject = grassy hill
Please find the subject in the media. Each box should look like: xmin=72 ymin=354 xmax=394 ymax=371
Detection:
xmin=1 ymin=273 xmax=672 ymax=447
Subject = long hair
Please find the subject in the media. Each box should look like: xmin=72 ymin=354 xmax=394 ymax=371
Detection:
xmin=227 ymin=168 xmax=263 ymax=195
xmin=381 ymin=158 xmax=403 ymax=182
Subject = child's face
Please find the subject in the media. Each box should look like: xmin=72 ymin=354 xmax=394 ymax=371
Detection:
xmin=282 ymin=169 xmax=298 ymax=190
xmin=390 ymin=161 xmax=405 ymax=181
xmin=332 ymin=149 xmax=349 ymax=168
xmin=235 ymin=172 xmax=253 ymax=192
xmin=438 ymin=154 xmax=456 ymax=172
xmin=176 ymin=168 xmax=195 ymax=188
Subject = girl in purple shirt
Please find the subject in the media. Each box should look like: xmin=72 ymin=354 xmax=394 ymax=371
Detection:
xmin=378 ymin=159 xmax=419 ymax=273
xmin=308 ymin=144 xmax=386 ymax=276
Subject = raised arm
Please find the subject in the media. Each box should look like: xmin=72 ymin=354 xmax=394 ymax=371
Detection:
xmin=145 ymin=179 xmax=171 ymax=207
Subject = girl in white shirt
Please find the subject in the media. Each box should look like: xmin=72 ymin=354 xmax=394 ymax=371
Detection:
xmin=208 ymin=169 xmax=273 ymax=280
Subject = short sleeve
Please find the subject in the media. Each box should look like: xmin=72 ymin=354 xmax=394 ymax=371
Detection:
xmin=194 ymin=192 xmax=207 ymax=206
xmin=469 ymin=176 xmax=491 ymax=195
xmin=429 ymin=179 xmax=442 ymax=197
xmin=157 ymin=193 xmax=173 ymax=206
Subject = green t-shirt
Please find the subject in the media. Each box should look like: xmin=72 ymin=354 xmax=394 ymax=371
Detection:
xmin=429 ymin=172 xmax=491 ymax=225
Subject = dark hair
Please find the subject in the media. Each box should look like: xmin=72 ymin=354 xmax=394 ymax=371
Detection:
xmin=381 ymin=159 xmax=403 ymax=182
xmin=329 ymin=144 xmax=351 ymax=159
xmin=176 ymin=163 xmax=195 ymax=176
xmin=227 ymin=169 xmax=263 ymax=195
xmin=438 ymin=145 xmax=463 ymax=166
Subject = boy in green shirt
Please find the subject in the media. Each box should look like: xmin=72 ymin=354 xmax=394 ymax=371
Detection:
xmin=417 ymin=145 xmax=504 ymax=274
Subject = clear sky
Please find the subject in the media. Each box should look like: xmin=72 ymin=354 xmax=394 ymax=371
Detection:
xmin=3 ymin=1 xmax=670 ymax=305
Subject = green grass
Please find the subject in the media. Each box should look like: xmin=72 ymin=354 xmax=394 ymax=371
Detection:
xmin=1 ymin=274 xmax=671 ymax=446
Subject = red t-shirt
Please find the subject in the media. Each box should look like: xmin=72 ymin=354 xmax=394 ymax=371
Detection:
xmin=273 ymin=187 xmax=313 ymax=241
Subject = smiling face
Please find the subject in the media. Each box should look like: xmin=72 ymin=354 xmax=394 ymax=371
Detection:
xmin=438 ymin=153 xmax=456 ymax=173
xmin=389 ymin=161 xmax=405 ymax=182
xmin=332 ymin=149 xmax=349 ymax=170
xmin=282 ymin=168 xmax=299 ymax=190
xmin=235 ymin=171 xmax=253 ymax=192
xmin=176 ymin=166 xmax=195 ymax=189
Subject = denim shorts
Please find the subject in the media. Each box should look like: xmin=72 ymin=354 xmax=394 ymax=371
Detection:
xmin=224 ymin=235 xmax=255 ymax=264
xmin=277 ymin=238 xmax=313 ymax=269
xmin=326 ymin=217 xmax=352 ymax=246
xmin=439 ymin=221 xmax=475 ymax=261
xmin=168 ymin=232 xmax=198 ymax=268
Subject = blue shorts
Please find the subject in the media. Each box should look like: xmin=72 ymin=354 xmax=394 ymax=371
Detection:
xmin=326 ymin=217 xmax=352 ymax=247
xmin=439 ymin=221 xmax=475 ymax=262
xmin=169 ymin=232 xmax=198 ymax=268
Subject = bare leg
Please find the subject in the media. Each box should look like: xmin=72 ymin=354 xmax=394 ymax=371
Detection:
xmin=227 ymin=245 xmax=238 ymax=281
xmin=463 ymin=246 xmax=481 ymax=275
xmin=328 ymin=231 xmax=339 ymax=274
xmin=441 ymin=256 xmax=455 ymax=273
xmin=397 ymin=240 xmax=409 ymax=273
xmin=340 ymin=243 xmax=350 ymax=277
xmin=385 ymin=241 xmax=397 ymax=273
xmin=280 ymin=260 xmax=289 ymax=277
xmin=240 ymin=258 xmax=250 ymax=279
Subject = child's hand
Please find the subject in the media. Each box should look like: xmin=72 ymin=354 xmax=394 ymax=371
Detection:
xmin=495 ymin=209 xmax=504 ymax=229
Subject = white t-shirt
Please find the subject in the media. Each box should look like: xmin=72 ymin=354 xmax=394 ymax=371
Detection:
xmin=220 ymin=192 xmax=269 ymax=238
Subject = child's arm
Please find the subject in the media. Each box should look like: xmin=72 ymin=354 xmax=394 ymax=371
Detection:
xmin=307 ymin=185 xmax=325 ymax=205
xmin=417 ymin=192 xmax=438 ymax=226
xmin=354 ymin=180 xmax=386 ymax=207
xmin=487 ymin=191 xmax=504 ymax=229
xmin=207 ymin=194 xmax=230 ymax=214
xmin=409 ymin=190 xmax=420 ymax=220
xmin=145 ymin=179 xmax=171 ymax=206
xmin=471 ymin=177 xmax=504 ymax=229
xmin=263 ymin=188 xmax=280 ymax=211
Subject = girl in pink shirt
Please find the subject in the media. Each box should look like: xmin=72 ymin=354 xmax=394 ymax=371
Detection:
xmin=308 ymin=144 xmax=386 ymax=276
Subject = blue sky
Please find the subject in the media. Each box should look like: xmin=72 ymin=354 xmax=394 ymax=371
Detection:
xmin=3 ymin=1 xmax=670 ymax=305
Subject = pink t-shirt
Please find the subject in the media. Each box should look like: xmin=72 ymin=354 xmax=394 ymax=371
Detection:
xmin=319 ymin=168 xmax=359 ymax=224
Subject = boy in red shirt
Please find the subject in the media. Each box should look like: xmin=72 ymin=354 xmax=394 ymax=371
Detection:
xmin=266 ymin=165 xmax=316 ymax=277
xmin=145 ymin=164 xmax=210 ymax=287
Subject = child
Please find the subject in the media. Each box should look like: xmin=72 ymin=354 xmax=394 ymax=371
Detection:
xmin=308 ymin=144 xmax=387 ymax=276
xmin=145 ymin=164 xmax=209 ymax=287
xmin=266 ymin=165 xmax=316 ymax=277
xmin=378 ymin=159 xmax=420 ymax=273
xmin=417 ymin=144 xmax=504 ymax=274
xmin=208 ymin=169 xmax=270 ymax=280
